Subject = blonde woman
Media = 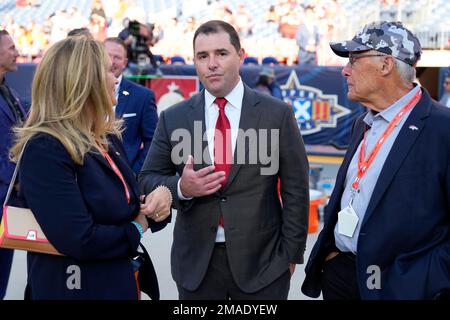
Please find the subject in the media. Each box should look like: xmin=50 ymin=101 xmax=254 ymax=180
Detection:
xmin=10 ymin=37 xmax=171 ymax=300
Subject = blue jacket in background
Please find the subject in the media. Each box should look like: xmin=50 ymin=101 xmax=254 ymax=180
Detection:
xmin=0 ymin=83 xmax=27 ymax=205
xmin=115 ymin=78 xmax=158 ymax=174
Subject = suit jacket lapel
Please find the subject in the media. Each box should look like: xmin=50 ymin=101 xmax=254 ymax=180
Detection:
xmin=90 ymin=141 xmax=140 ymax=203
xmin=0 ymin=83 xmax=25 ymax=122
xmin=90 ymin=149 xmax=116 ymax=174
xmin=186 ymin=86 xmax=262 ymax=191
xmin=327 ymin=115 xmax=366 ymax=214
xmin=0 ymin=98 xmax=15 ymax=123
xmin=362 ymin=88 xmax=431 ymax=226
xmin=186 ymin=90 xmax=212 ymax=169
xmin=108 ymin=139 xmax=140 ymax=202
xmin=116 ymin=79 xmax=131 ymax=117
xmin=223 ymin=85 xmax=262 ymax=192
xmin=10 ymin=87 xmax=26 ymax=118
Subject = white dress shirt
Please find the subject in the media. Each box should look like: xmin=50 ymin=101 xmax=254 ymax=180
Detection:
xmin=178 ymin=79 xmax=244 ymax=242
xmin=113 ymin=74 xmax=123 ymax=111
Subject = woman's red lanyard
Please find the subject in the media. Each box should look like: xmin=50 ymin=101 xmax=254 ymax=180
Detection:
xmin=352 ymin=89 xmax=422 ymax=191
xmin=101 ymin=149 xmax=131 ymax=204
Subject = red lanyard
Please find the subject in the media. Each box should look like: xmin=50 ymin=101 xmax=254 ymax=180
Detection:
xmin=101 ymin=149 xmax=131 ymax=204
xmin=352 ymin=89 xmax=422 ymax=190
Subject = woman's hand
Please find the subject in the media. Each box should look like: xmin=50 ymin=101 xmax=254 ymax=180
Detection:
xmin=140 ymin=186 xmax=172 ymax=222
xmin=134 ymin=212 xmax=149 ymax=233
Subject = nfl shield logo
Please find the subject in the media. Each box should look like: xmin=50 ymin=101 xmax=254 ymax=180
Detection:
xmin=281 ymin=71 xmax=350 ymax=135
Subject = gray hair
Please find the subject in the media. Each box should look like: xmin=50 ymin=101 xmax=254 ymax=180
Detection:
xmin=394 ymin=58 xmax=416 ymax=83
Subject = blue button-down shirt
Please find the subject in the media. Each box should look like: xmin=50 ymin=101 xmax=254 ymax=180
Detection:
xmin=334 ymin=85 xmax=421 ymax=253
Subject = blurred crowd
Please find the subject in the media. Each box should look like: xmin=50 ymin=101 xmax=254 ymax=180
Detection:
xmin=0 ymin=0 xmax=416 ymax=66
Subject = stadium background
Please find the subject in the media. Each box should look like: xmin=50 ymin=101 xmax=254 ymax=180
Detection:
xmin=2 ymin=0 xmax=449 ymax=147
xmin=2 ymin=0 xmax=449 ymax=300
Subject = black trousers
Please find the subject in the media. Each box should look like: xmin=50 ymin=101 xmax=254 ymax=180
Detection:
xmin=321 ymin=250 xmax=361 ymax=300
xmin=177 ymin=243 xmax=291 ymax=300
xmin=0 ymin=248 xmax=13 ymax=299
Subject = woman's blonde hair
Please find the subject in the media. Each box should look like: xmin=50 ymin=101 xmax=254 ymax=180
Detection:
xmin=11 ymin=36 xmax=122 ymax=164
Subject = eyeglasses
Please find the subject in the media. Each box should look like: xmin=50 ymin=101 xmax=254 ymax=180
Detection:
xmin=348 ymin=54 xmax=387 ymax=66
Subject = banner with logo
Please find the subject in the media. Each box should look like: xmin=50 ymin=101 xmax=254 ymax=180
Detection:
xmin=274 ymin=66 xmax=366 ymax=147
xmin=144 ymin=65 xmax=365 ymax=147
xmin=8 ymin=64 xmax=368 ymax=146
xmin=145 ymin=76 xmax=199 ymax=115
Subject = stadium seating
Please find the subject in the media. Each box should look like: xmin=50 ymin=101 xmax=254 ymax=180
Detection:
xmin=262 ymin=56 xmax=279 ymax=65
xmin=170 ymin=56 xmax=186 ymax=65
xmin=243 ymin=56 xmax=259 ymax=65
xmin=1 ymin=0 xmax=449 ymax=56
xmin=153 ymin=54 xmax=165 ymax=65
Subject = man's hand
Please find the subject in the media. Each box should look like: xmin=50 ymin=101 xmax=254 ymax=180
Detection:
xmin=140 ymin=187 xmax=171 ymax=222
xmin=180 ymin=155 xmax=226 ymax=198
xmin=124 ymin=35 xmax=134 ymax=45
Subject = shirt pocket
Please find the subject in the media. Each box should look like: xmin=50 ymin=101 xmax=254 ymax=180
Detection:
xmin=122 ymin=113 xmax=137 ymax=119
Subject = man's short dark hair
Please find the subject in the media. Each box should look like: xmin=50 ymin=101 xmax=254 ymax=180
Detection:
xmin=104 ymin=37 xmax=128 ymax=55
xmin=67 ymin=28 xmax=93 ymax=39
xmin=193 ymin=20 xmax=241 ymax=53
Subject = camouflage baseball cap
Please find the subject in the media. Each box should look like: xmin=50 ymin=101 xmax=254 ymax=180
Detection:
xmin=330 ymin=21 xmax=422 ymax=66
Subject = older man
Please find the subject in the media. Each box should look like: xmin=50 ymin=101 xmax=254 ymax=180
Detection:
xmin=104 ymin=37 xmax=158 ymax=173
xmin=0 ymin=30 xmax=27 ymax=299
xmin=302 ymin=21 xmax=450 ymax=300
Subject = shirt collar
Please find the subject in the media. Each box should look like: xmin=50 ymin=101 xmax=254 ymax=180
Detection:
xmin=364 ymin=84 xmax=421 ymax=127
xmin=204 ymin=78 xmax=244 ymax=110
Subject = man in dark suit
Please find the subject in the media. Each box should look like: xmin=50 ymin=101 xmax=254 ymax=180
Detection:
xmin=302 ymin=21 xmax=450 ymax=300
xmin=139 ymin=20 xmax=309 ymax=299
xmin=0 ymin=30 xmax=26 ymax=299
xmin=104 ymin=37 xmax=158 ymax=173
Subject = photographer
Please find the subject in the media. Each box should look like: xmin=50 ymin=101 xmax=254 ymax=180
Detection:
xmin=118 ymin=19 xmax=162 ymax=76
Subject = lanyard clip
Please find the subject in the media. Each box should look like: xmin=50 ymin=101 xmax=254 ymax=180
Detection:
xmin=351 ymin=177 xmax=360 ymax=190
xmin=349 ymin=195 xmax=354 ymax=207
xmin=350 ymin=187 xmax=357 ymax=200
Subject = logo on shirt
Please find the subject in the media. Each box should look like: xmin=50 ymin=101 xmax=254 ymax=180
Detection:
xmin=281 ymin=70 xmax=350 ymax=135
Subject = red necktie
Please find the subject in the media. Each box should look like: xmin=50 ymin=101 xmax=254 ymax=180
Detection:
xmin=214 ymin=97 xmax=232 ymax=227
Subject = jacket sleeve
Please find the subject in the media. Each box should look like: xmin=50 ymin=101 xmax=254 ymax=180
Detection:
xmin=19 ymin=136 xmax=140 ymax=260
xmin=139 ymin=110 xmax=193 ymax=211
xmin=0 ymin=118 xmax=15 ymax=189
xmin=109 ymin=134 xmax=169 ymax=233
xmin=279 ymin=106 xmax=310 ymax=264
xmin=135 ymin=90 xmax=158 ymax=172
xmin=381 ymin=234 xmax=450 ymax=299
xmin=380 ymin=159 xmax=450 ymax=299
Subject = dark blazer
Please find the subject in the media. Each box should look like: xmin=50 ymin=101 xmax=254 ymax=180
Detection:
xmin=0 ymin=83 xmax=26 ymax=205
xmin=115 ymin=78 xmax=158 ymax=173
xmin=302 ymin=88 xmax=450 ymax=299
xmin=18 ymin=133 xmax=167 ymax=300
xmin=139 ymin=84 xmax=310 ymax=293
